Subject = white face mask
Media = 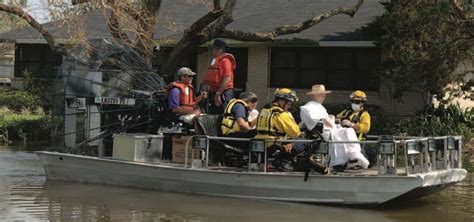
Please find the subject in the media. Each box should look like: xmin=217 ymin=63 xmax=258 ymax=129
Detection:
xmin=351 ymin=103 xmax=361 ymax=111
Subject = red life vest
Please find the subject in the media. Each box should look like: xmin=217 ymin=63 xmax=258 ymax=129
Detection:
xmin=203 ymin=53 xmax=236 ymax=92
xmin=166 ymin=81 xmax=195 ymax=111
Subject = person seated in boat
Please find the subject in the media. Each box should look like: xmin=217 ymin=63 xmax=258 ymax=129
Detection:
xmin=299 ymin=84 xmax=335 ymax=134
xmin=221 ymin=91 xmax=259 ymax=138
xmin=299 ymin=85 xmax=368 ymax=172
xmin=336 ymin=90 xmax=370 ymax=140
xmin=255 ymin=88 xmax=306 ymax=171
xmin=336 ymin=90 xmax=376 ymax=167
xmin=166 ymin=67 xmax=208 ymax=124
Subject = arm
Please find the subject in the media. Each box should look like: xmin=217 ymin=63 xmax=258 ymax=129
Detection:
xmin=195 ymin=91 xmax=208 ymax=103
xmin=172 ymin=107 xmax=201 ymax=116
xmin=300 ymin=105 xmax=333 ymax=129
xmin=216 ymin=76 xmax=231 ymax=95
xmin=236 ymin=117 xmax=251 ymax=130
xmin=354 ymin=112 xmax=371 ymax=134
xmin=214 ymin=58 xmax=233 ymax=106
xmin=233 ymin=104 xmax=251 ymax=130
xmin=336 ymin=110 xmax=345 ymax=120
xmin=214 ymin=76 xmax=231 ymax=106
xmin=275 ymin=112 xmax=301 ymax=139
xmin=321 ymin=118 xmax=334 ymax=128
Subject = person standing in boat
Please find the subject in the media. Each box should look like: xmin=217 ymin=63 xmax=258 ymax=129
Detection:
xmin=202 ymin=39 xmax=237 ymax=114
xmin=221 ymin=92 xmax=259 ymax=138
xmin=166 ymin=67 xmax=207 ymax=124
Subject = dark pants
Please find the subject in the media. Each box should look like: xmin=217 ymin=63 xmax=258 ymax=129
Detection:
xmin=226 ymin=130 xmax=257 ymax=149
xmin=267 ymin=140 xmax=306 ymax=164
xmin=227 ymin=130 xmax=257 ymax=139
xmin=208 ymin=89 xmax=234 ymax=114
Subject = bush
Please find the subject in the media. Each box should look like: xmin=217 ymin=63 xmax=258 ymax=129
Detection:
xmin=385 ymin=103 xmax=473 ymax=139
xmin=0 ymin=107 xmax=51 ymax=144
xmin=0 ymin=112 xmax=51 ymax=145
xmin=0 ymin=89 xmax=41 ymax=112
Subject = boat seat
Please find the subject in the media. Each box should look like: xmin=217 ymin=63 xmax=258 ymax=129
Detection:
xmin=194 ymin=115 xmax=246 ymax=154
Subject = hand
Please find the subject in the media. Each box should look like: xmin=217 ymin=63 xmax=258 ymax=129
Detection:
xmin=282 ymin=143 xmax=293 ymax=153
xmin=214 ymin=94 xmax=222 ymax=107
xmin=341 ymin=119 xmax=353 ymax=128
xmin=192 ymin=109 xmax=202 ymax=115
xmin=201 ymin=91 xmax=208 ymax=99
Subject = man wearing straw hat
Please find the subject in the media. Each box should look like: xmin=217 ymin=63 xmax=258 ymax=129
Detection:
xmin=300 ymin=84 xmax=369 ymax=171
xmin=300 ymin=84 xmax=335 ymax=133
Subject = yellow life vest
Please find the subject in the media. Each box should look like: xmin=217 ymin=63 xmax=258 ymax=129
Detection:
xmin=221 ymin=99 xmax=249 ymax=136
xmin=255 ymin=105 xmax=286 ymax=139
xmin=337 ymin=108 xmax=370 ymax=140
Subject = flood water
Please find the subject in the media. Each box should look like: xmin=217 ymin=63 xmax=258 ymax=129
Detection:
xmin=1 ymin=146 xmax=473 ymax=222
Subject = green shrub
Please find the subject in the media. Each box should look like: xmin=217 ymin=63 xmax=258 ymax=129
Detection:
xmin=387 ymin=104 xmax=472 ymax=138
xmin=0 ymin=113 xmax=51 ymax=145
xmin=0 ymin=89 xmax=41 ymax=112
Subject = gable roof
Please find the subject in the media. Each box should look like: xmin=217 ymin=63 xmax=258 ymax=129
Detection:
xmin=0 ymin=0 xmax=386 ymax=45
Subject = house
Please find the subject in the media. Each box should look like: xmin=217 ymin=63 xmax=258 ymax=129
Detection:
xmin=1 ymin=0 xmax=468 ymax=116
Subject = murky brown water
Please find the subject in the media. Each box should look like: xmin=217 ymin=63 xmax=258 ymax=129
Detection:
xmin=1 ymin=146 xmax=473 ymax=222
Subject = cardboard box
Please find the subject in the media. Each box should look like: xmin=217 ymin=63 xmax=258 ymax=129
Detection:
xmin=172 ymin=135 xmax=201 ymax=163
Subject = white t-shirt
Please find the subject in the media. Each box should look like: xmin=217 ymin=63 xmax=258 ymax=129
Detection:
xmin=300 ymin=101 xmax=330 ymax=131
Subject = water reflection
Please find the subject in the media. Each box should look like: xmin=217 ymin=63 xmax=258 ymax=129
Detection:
xmin=1 ymin=147 xmax=473 ymax=222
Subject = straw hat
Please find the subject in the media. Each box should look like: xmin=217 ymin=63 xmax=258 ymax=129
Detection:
xmin=306 ymin=84 xmax=332 ymax=95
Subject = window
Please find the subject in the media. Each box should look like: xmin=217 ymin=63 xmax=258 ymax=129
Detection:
xmin=270 ymin=47 xmax=381 ymax=91
xmin=15 ymin=44 xmax=63 ymax=77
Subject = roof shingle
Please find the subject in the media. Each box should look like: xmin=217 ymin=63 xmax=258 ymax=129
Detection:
xmin=0 ymin=0 xmax=386 ymax=43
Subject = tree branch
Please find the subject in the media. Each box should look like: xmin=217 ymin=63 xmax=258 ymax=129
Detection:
xmin=186 ymin=9 xmax=223 ymax=37
xmin=0 ymin=3 xmax=65 ymax=54
xmin=217 ymin=0 xmax=366 ymax=41
xmin=213 ymin=0 xmax=221 ymax=10
xmin=211 ymin=0 xmax=236 ymax=30
xmin=106 ymin=0 xmax=132 ymax=44
xmin=72 ymin=0 xmax=142 ymax=20
xmin=449 ymin=0 xmax=469 ymax=20
xmin=162 ymin=9 xmax=224 ymax=77
xmin=119 ymin=3 xmax=141 ymax=20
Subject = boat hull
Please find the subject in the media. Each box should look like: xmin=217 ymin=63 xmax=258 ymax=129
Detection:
xmin=36 ymin=151 xmax=467 ymax=205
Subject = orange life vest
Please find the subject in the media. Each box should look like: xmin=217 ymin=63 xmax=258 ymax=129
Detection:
xmin=203 ymin=53 xmax=236 ymax=92
xmin=166 ymin=81 xmax=195 ymax=111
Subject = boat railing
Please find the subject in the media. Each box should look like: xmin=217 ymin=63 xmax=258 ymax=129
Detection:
xmin=184 ymin=135 xmax=463 ymax=176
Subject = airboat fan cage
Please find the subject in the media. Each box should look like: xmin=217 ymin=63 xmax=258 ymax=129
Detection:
xmin=51 ymin=39 xmax=167 ymax=153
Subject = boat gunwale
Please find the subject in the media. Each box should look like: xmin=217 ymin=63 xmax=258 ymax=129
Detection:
xmin=36 ymin=151 xmax=459 ymax=180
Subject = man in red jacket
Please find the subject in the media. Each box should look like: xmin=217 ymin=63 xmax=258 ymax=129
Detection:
xmin=202 ymin=39 xmax=236 ymax=114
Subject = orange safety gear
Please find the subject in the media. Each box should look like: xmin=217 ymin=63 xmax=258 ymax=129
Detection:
xmin=166 ymin=81 xmax=195 ymax=111
xmin=203 ymin=53 xmax=236 ymax=92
